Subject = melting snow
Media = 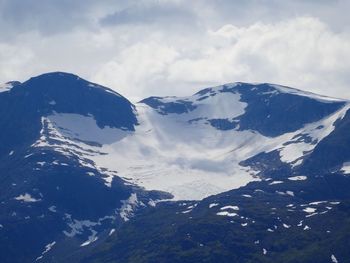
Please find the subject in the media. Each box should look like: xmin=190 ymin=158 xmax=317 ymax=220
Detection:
xmin=32 ymin=104 xmax=263 ymax=200
xmin=80 ymin=230 xmax=98 ymax=247
xmin=277 ymin=104 xmax=350 ymax=166
xmin=309 ymin=201 xmax=327 ymax=205
xmin=63 ymin=214 xmax=114 ymax=238
xmin=14 ymin=193 xmax=41 ymax=202
xmin=148 ymin=200 xmax=156 ymax=207
xmin=303 ymin=207 xmax=317 ymax=213
xmin=340 ymin=162 xmax=350 ymax=174
xmin=272 ymin=84 xmax=345 ymax=104
xmin=286 ymin=191 xmax=294 ymax=196
xmin=29 ymin=86 xmax=350 ymax=201
xmin=303 ymin=225 xmax=310 ymax=230
xmin=288 ymin=176 xmax=307 ymax=181
xmin=48 ymin=206 xmax=57 ymax=212
xmin=209 ymin=203 xmax=219 ymax=208
xmin=216 ymin=211 xmax=238 ymax=217
xmin=109 ymin=229 xmax=115 ymax=236
xmin=331 ymin=254 xmax=338 ymax=263
xmin=220 ymin=205 xmax=239 ymax=211
xmin=276 ymin=191 xmax=294 ymax=197
xmin=119 ymin=193 xmax=139 ymax=222
xmin=269 ymin=181 xmax=284 ymax=185
xmin=35 ymin=241 xmax=56 ymax=261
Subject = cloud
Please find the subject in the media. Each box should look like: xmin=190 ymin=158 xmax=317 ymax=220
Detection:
xmin=0 ymin=0 xmax=98 ymax=37
xmin=91 ymin=17 xmax=350 ymax=100
xmin=93 ymin=41 xmax=179 ymax=100
xmin=0 ymin=1 xmax=349 ymax=101
xmin=0 ymin=42 xmax=34 ymax=81
xmin=100 ymin=1 xmax=196 ymax=28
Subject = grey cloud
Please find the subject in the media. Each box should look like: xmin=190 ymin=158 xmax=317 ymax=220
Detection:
xmin=199 ymin=0 xmax=350 ymax=31
xmin=0 ymin=0 xmax=349 ymax=100
xmin=100 ymin=1 xmax=196 ymax=27
xmin=0 ymin=0 xmax=120 ymax=38
xmin=0 ymin=0 xmax=348 ymax=38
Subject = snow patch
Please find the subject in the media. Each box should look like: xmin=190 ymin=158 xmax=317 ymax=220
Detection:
xmin=209 ymin=203 xmax=219 ymax=208
xmin=48 ymin=206 xmax=57 ymax=212
xmin=303 ymin=207 xmax=317 ymax=213
xmin=278 ymin=104 xmax=350 ymax=166
xmin=80 ymin=231 xmax=98 ymax=247
xmin=63 ymin=214 xmax=114 ymax=238
xmin=35 ymin=241 xmax=56 ymax=261
xmin=14 ymin=193 xmax=41 ymax=202
xmin=303 ymin=225 xmax=311 ymax=230
xmin=29 ymin=86 xmax=350 ymax=201
xmin=220 ymin=205 xmax=239 ymax=211
xmin=288 ymin=176 xmax=307 ymax=181
xmin=216 ymin=211 xmax=238 ymax=217
xmin=340 ymin=162 xmax=350 ymax=174
xmin=119 ymin=193 xmax=139 ymax=222
xmin=269 ymin=181 xmax=283 ymax=185
xmin=331 ymin=254 xmax=339 ymax=263
xmin=272 ymin=84 xmax=345 ymax=103
xmin=109 ymin=228 xmax=115 ymax=236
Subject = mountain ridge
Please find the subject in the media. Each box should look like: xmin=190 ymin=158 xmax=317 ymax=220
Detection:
xmin=1 ymin=72 xmax=350 ymax=262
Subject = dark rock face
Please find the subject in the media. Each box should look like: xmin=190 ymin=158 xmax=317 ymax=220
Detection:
xmin=83 ymin=176 xmax=350 ymax=263
xmin=0 ymin=72 xmax=137 ymax=156
xmin=0 ymin=72 xmax=160 ymax=263
xmin=300 ymin=108 xmax=350 ymax=174
xmin=140 ymin=96 xmax=196 ymax=115
xmin=232 ymin=83 xmax=344 ymax=137
xmin=142 ymin=83 xmax=344 ymax=137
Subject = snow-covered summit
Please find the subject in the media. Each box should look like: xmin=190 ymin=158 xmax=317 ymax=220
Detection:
xmin=20 ymin=76 xmax=347 ymax=200
xmin=141 ymin=82 xmax=346 ymax=137
xmin=1 ymin=74 xmax=349 ymax=200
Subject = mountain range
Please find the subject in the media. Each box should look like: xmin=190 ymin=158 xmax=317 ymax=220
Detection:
xmin=1 ymin=72 xmax=350 ymax=263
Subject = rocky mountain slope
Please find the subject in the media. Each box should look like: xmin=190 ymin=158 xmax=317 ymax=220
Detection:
xmin=0 ymin=72 xmax=349 ymax=262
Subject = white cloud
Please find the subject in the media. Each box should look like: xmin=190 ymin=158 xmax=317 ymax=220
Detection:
xmin=93 ymin=41 xmax=179 ymax=100
xmin=91 ymin=17 xmax=350 ymax=100
xmin=0 ymin=1 xmax=349 ymax=101
xmin=0 ymin=42 xmax=34 ymax=81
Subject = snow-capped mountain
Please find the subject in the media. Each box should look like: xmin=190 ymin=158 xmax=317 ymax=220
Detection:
xmin=1 ymin=72 xmax=350 ymax=262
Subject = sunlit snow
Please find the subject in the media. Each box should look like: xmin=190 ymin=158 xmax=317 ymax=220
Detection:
xmin=14 ymin=193 xmax=41 ymax=202
xmin=30 ymin=84 xmax=350 ymax=201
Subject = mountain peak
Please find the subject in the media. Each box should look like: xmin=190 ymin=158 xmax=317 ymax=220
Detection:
xmin=194 ymin=82 xmax=346 ymax=104
xmin=28 ymin=71 xmax=80 ymax=80
xmin=2 ymin=72 xmax=350 ymax=262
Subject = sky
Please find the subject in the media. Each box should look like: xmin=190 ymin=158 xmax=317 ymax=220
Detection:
xmin=0 ymin=0 xmax=349 ymax=101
